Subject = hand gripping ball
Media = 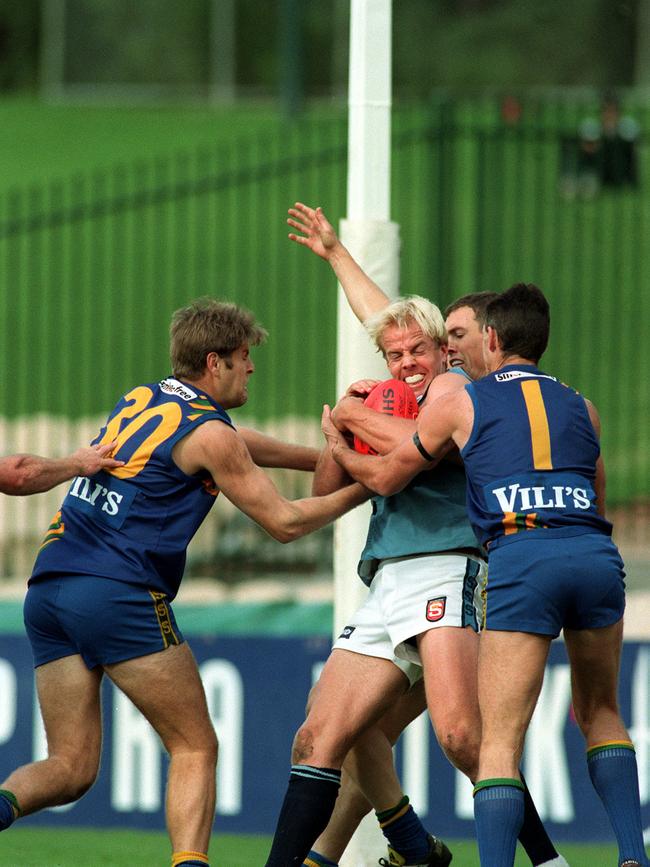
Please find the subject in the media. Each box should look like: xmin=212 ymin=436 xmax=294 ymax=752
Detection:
xmin=353 ymin=378 xmax=419 ymax=455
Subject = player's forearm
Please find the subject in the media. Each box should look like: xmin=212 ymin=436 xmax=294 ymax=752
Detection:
xmin=312 ymin=447 xmax=352 ymax=495
xmin=272 ymin=483 xmax=368 ymax=542
xmin=0 ymin=453 xmax=78 ymax=495
xmin=333 ymin=404 xmax=416 ymax=455
xmin=328 ymin=244 xmax=391 ymax=323
xmin=239 ymin=427 xmax=319 ymax=471
xmin=330 ymin=445 xmax=402 ymax=496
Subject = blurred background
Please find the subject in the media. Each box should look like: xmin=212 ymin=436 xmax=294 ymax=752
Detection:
xmin=0 ymin=1 xmax=649 ymax=856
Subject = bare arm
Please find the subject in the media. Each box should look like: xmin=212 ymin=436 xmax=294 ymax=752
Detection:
xmin=311 ymin=446 xmax=358 ymax=496
xmin=332 ymin=369 xmax=466 ymax=457
xmin=332 ymin=397 xmax=418 ymax=454
xmin=0 ymin=443 xmax=123 ymax=496
xmin=238 ymin=426 xmax=319 ymax=471
xmin=322 ymin=406 xmax=432 ymax=496
xmin=287 ymin=202 xmax=390 ymax=322
xmin=323 ymin=389 xmax=471 ymax=496
xmin=173 ymin=421 xmax=367 ymax=542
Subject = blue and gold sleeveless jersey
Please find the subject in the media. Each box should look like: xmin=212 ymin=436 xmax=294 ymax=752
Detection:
xmin=358 ymin=368 xmax=480 ymax=584
xmin=30 ymin=377 xmax=234 ymax=598
xmin=461 ymin=364 xmax=612 ymax=548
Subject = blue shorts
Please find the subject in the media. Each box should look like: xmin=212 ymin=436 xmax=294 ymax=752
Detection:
xmin=484 ymin=533 xmax=625 ymax=637
xmin=24 ymin=575 xmax=184 ymax=669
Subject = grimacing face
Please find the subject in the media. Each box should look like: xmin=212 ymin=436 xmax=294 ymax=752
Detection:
xmin=380 ymin=320 xmax=447 ymax=400
xmin=445 ymin=305 xmax=487 ymax=381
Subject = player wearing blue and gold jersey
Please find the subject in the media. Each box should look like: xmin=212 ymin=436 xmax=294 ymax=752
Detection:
xmin=268 ymin=203 xmax=565 ymax=867
xmin=31 ymin=377 xmax=236 ymax=601
xmin=0 ymin=298 xmax=367 ymax=867
xmin=326 ymin=283 xmax=648 ymax=867
xmin=462 ymin=363 xmax=623 ymax=640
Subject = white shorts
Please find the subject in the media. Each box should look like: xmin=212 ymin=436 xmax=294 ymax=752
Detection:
xmin=333 ymin=552 xmax=486 ymax=680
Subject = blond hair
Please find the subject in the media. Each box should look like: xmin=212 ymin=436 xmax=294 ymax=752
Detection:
xmin=365 ymin=295 xmax=446 ymax=355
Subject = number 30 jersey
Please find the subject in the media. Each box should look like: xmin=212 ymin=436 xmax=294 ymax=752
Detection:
xmin=460 ymin=364 xmax=612 ymax=549
xmin=30 ymin=377 xmax=235 ymax=598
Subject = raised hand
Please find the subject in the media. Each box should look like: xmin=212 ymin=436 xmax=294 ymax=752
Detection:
xmin=287 ymin=202 xmax=340 ymax=261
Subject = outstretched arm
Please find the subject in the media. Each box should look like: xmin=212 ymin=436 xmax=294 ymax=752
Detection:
xmin=173 ymin=421 xmax=367 ymax=543
xmin=238 ymin=426 xmax=319 ymax=471
xmin=287 ymin=202 xmax=390 ymax=322
xmin=0 ymin=443 xmax=124 ymax=495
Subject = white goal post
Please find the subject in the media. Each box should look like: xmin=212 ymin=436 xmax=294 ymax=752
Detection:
xmin=336 ymin=2 xmax=400 ymax=864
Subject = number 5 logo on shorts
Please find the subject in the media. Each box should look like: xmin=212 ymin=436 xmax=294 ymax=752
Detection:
xmin=426 ymin=597 xmax=446 ymax=622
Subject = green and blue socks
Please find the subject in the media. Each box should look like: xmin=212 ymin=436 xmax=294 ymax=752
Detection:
xmin=303 ymin=794 xmax=431 ymax=867
xmin=0 ymin=790 xmax=20 ymax=831
xmin=473 ymin=778 xmax=525 ymax=867
xmin=171 ymin=853 xmax=209 ymax=867
xmin=587 ymin=741 xmax=648 ymax=866
xmin=265 ymin=765 xmax=341 ymax=866
xmin=377 ymin=795 xmax=432 ymax=863
xmin=303 ymin=851 xmax=338 ymax=867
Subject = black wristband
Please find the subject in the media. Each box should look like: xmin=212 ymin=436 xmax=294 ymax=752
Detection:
xmin=412 ymin=432 xmax=436 ymax=462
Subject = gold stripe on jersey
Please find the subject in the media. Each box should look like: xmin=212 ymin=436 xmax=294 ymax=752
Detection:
xmin=188 ymin=399 xmax=217 ymax=421
xmin=109 ymin=403 xmax=182 ymax=479
xmin=149 ymin=590 xmax=180 ymax=648
xmin=525 ymin=512 xmax=538 ymax=530
xmin=39 ymin=510 xmax=65 ymax=551
xmin=521 ymin=379 xmax=553 ymax=470
xmin=502 ymin=511 xmax=544 ymax=535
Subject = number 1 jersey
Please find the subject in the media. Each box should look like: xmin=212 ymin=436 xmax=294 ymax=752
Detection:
xmin=460 ymin=364 xmax=612 ymax=549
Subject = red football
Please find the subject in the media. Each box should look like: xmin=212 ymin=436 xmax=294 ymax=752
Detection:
xmin=353 ymin=378 xmax=419 ymax=455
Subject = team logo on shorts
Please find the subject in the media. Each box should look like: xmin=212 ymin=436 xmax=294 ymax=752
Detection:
xmin=426 ymin=597 xmax=446 ymax=622
xmin=338 ymin=625 xmax=356 ymax=639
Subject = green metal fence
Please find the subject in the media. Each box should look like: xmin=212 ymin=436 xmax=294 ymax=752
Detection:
xmin=1 ymin=97 xmax=649 ymax=578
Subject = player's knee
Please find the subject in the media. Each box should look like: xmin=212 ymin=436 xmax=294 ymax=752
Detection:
xmin=207 ymin=731 xmax=219 ymax=766
xmin=291 ymin=721 xmax=347 ymax=767
xmin=193 ymin=728 xmax=220 ymax=767
xmin=436 ymin=721 xmax=480 ymax=777
xmin=55 ymin=752 xmax=100 ymax=802
xmin=196 ymin=728 xmax=219 ymax=767
xmin=571 ymin=695 xmax=620 ymax=739
xmin=292 ymin=724 xmax=317 ymax=764
xmin=65 ymin=775 xmax=96 ymax=802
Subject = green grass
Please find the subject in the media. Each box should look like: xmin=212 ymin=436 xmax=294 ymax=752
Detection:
xmin=3 ymin=828 xmax=269 ymax=867
xmin=2 ymin=827 xmax=629 ymax=866
xmin=0 ymin=96 xmax=345 ymax=194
